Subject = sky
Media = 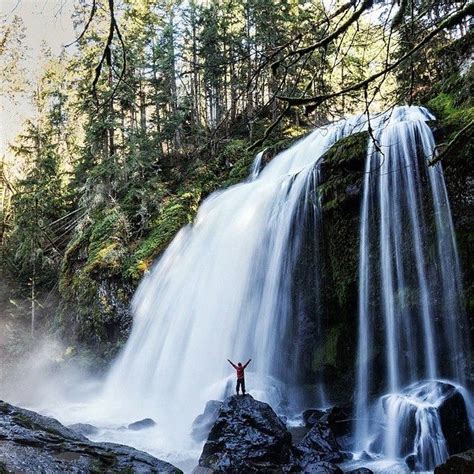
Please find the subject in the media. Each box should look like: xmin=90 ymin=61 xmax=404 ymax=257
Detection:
xmin=0 ymin=0 xmax=77 ymax=156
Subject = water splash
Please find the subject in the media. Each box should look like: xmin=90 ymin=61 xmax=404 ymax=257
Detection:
xmin=369 ymin=381 xmax=471 ymax=471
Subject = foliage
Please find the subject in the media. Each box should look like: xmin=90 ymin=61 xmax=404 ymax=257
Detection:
xmin=0 ymin=14 xmax=28 ymax=99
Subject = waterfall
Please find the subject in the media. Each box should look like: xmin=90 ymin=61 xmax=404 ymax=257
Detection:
xmin=97 ymin=115 xmax=366 ymax=440
xmin=85 ymin=105 xmax=469 ymax=469
xmin=354 ymin=106 xmax=470 ymax=468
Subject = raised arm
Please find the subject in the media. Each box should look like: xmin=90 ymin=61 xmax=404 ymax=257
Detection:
xmin=243 ymin=359 xmax=252 ymax=369
xmin=227 ymin=359 xmax=238 ymax=369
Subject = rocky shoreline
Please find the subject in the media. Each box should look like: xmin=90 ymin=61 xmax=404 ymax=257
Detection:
xmin=0 ymin=395 xmax=473 ymax=473
xmin=0 ymin=400 xmax=181 ymax=473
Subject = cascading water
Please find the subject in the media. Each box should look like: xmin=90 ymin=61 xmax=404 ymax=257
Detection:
xmin=96 ymin=115 xmax=366 ymax=442
xmin=354 ymin=107 xmax=471 ymax=470
xmin=249 ymin=149 xmax=265 ymax=180
xmin=36 ymin=106 xmax=470 ymax=471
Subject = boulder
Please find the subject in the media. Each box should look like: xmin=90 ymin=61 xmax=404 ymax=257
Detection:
xmin=323 ymin=406 xmax=352 ymax=438
xmin=288 ymin=425 xmax=310 ymax=444
xmin=295 ymin=419 xmax=344 ymax=467
xmin=405 ymin=454 xmax=416 ymax=471
xmin=191 ymin=400 xmax=223 ymax=442
xmin=67 ymin=423 xmax=99 ymax=437
xmin=198 ymin=394 xmax=293 ymax=472
xmin=405 ymin=381 xmax=472 ymax=457
xmin=128 ymin=417 xmax=156 ymax=430
xmin=303 ymin=409 xmax=325 ymax=427
xmin=299 ymin=460 xmax=342 ymax=473
xmin=302 ymin=406 xmax=352 ymax=438
xmin=372 ymin=381 xmax=472 ymax=469
xmin=434 ymin=449 xmax=474 ymax=473
xmin=437 ymin=388 xmax=472 ymax=455
xmin=0 ymin=400 xmax=181 ymax=473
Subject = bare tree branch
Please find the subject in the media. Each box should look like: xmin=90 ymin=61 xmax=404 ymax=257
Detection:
xmin=277 ymin=1 xmax=474 ymax=107
xmin=64 ymin=0 xmax=97 ymax=48
xmin=429 ymin=119 xmax=474 ymax=166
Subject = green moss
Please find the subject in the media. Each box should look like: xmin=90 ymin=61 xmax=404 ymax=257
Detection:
xmin=219 ymin=139 xmax=254 ymax=187
xmin=10 ymin=412 xmax=67 ymax=439
xmin=124 ymin=191 xmax=201 ymax=280
xmin=312 ymin=324 xmax=342 ymax=369
xmin=428 ymin=93 xmax=474 ymax=126
xmin=427 ymin=90 xmax=474 ymax=186
xmin=319 ymin=132 xmax=367 ymax=212
xmin=322 ymin=132 xmax=368 ymax=166
xmin=428 ymin=93 xmax=457 ymax=117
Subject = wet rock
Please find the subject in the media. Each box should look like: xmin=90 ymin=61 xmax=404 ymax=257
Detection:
xmin=340 ymin=451 xmax=353 ymax=461
xmin=192 ymin=467 xmax=214 ymax=474
xmin=437 ymin=387 xmax=472 ymax=455
xmin=406 ymin=454 xmax=416 ymax=471
xmin=288 ymin=425 xmax=310 ymax=444
xmin=434 ymin=448 xmax=474 ymax=473
xmin=198 ymin=394 xmax=293 ymax=472
xmin=359 ymin=451 xmax=371 ymax=461
xmin=128 ymin=417 xmax=156 ymax=430
xmin=303 ymin=408 xmax=325 ymax=427
xmin=323 ymin=405 xmax=352 ymax=438
xmin=191 ymin=400 xmax=223 ymax=443
xmin=295 ymin=419 xmax=344 ymax=466
xmin=0 ymin=400 xmax=181 ymax=473
xmin=303 ymin=405 xmax=352 ymax=438
xmin=67 ymin=423 xmax=99 ymax=437
xmin=347 ymin=468 xmax=373 ymax=474
xmin=300 ymin=460 xmax=342 ymax=473
xmin=374 ymin=381 xmax=472 ymax=467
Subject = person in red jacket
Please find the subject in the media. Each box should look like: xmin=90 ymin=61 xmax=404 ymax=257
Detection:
xmin=227 ymin=358 xmax=251 ymax=395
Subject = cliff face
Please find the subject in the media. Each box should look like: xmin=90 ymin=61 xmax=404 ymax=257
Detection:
xmin=309 ymin=63 xmax=473 ymax=400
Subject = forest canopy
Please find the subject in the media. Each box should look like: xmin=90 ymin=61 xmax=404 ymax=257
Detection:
xmin=0 ymin=0 xmax=472 ymax=349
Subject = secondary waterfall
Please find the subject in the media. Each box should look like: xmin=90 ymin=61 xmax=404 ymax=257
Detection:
xmin=97 ymin=114 xmax=366 ymax=440
xmin=354 ymin=107 xmax=471 ymax=469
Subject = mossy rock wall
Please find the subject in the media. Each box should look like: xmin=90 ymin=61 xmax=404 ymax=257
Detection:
xmin=315 ymin=132 xmax=367 ymax=402
xmin=298 ymin=82 xmax=473 ymax=401
xmin=55 ymin=140 xmax=256 ymax=361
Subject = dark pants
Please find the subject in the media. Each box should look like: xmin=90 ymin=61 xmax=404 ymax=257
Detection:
xmin=236 ymin=378 xmax=246 ymax=394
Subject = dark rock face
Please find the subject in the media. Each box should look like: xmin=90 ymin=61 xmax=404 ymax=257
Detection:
xmin=296 ymin=420 xmax=344 ymax=468
xmin=303 ymin=409 xmax=325 ymax=427
xmin=434 ymin=448 xmax=474 ymax=473
xmin=304 ymin=406 xmax=352 ymax=439
xmin=191 ymin=400 xmax=223 ymax=442
xmin=323 ymin=406 xmax=352 ymax=439
xmin=438 ymin=388 xmax=472 ymax=455
xmin=67 ymin=423 xmax=99 ymax=437
xmin=299 ymin=460 xmax=343 ymax=473
xmin=198 ymin=395 xmax=346 ymax=473
xmin=198 ymin=395 xmax=293 ymax=472
xmin=0 ymin=400 xmax=181 ymax=473
xmin=128 ymin=417 xmax=156 ymax=430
